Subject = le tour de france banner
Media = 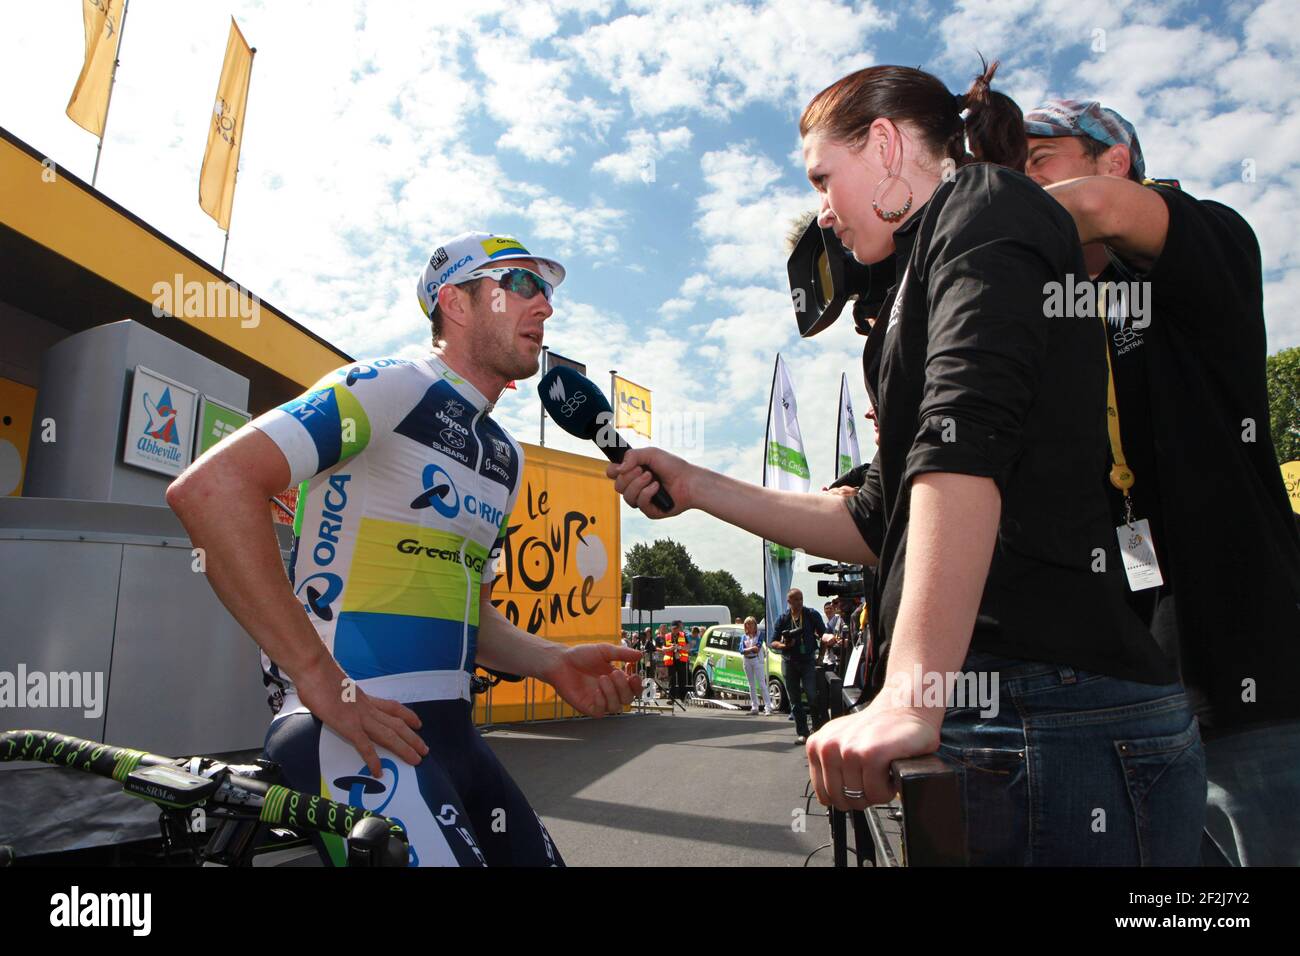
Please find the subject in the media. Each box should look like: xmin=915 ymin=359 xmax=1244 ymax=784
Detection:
xmin=476 ymin=443 xmax=621 ymax=724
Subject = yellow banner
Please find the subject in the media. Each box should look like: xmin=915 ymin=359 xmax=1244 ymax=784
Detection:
xmin=1283 ymin=461 xmax=1300 ymax=514
xmin=475 ymin=444 xmax=621 ymax=724
xmin=66 ymin=0 xmax=126 ymax=137
xmin=199 ymin=19 xmax=254 ymax=231
xmin=612 ymin=374 xmax=652 ymax=439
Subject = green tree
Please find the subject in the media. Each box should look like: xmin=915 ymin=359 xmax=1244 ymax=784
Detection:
xmin=622 ymin=538 xmax=704 ymax=605
xmin=1267 ymin=346 xmax=1300 ymax=465
xmin=699 ymin=568 xmax=747 ymax=619
xmin=621 ymin=538 xmax=769 ymax=620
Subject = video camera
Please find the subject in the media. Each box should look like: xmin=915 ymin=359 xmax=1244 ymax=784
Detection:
xmin=786 ymin=218 xmax=895 ymax=337
xmin=808 ymin=562 xmax=871 ymax=601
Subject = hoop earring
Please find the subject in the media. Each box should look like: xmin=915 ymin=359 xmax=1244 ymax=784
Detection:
xmin=872 ymin=172 xmax=913 ymax=223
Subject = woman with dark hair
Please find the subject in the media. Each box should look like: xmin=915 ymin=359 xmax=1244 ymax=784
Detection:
xmin=606 ymin=60 xmax=1205 ymax=865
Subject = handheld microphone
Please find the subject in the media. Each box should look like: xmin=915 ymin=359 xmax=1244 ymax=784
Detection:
xmin=537 ymin=366 xmax=676 ymax=513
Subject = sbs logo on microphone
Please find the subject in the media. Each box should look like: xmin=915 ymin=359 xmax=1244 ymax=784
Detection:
xmin=560 ymin=392 xmax=587 ymax=418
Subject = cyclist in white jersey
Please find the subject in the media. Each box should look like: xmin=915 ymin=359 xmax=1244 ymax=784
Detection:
xmin=167 ymin=232 xmax=641 ymax=865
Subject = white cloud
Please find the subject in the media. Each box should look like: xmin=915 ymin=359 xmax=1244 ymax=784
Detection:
xmin=592 ymin=126 xmax=693 ymax=183
xmin=564 ymin=0 xmax=890 ymax=119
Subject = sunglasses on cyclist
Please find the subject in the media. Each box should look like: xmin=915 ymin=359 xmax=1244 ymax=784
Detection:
xmin=460 ymin=267 xmax=554 ymax=303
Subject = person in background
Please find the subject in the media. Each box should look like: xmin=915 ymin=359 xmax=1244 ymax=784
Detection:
xmin=740 ymin=616 xmax=773 ymax=716
xmin=769 ymin=589 xmax=825 ymax=744
xmin=1026 ymin=99 xmax=1300 ymax=865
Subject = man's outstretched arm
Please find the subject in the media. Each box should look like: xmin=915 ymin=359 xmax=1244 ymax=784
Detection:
xmin=166 ymin=427 xmax=426 ymax=774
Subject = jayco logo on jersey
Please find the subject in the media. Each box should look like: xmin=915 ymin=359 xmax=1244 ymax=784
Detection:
xmin=411 ymin=463 xmax=460 ymax=518
xmin=395 ymin=382 xmax=480 ymax=467
xmin=437 ymin=399 xmax=470 ymax=450
xmin=297 ymin=473 xmax=352 ymax=620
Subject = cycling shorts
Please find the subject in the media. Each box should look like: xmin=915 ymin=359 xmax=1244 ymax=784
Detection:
xmin=264 ymin=699 xmax=563 ymax=867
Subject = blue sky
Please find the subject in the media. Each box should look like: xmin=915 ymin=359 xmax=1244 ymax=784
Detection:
xmin=5 ymin=0 xmax=1298 ymax=598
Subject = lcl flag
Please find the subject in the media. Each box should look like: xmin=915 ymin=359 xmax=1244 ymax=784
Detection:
xmin=199 ymin=19 xmax=254 ymax=231
xmin=66 ymin=0 xmax=126 ymax=136
xmin=613 ymin=374 xmax=652 ymax=439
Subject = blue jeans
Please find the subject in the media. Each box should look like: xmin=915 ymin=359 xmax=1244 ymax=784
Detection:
xmin=938 ymin=651 xmax=1206 ymax=866
xmin=783 ymin=657 xmax=820 ymax=737
xmin=1203 ymin=718 xmax=1300 ymax=866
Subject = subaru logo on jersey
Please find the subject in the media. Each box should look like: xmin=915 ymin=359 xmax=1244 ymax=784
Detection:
xmin=395 ymin=382 xmax=480 ymax=467
xmin=295 ymin=572 xmax=344 ymax=621
xmin=411 ymin=463 xmax=460 ymax=518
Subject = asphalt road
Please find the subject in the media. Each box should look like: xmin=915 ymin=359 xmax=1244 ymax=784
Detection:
xmin=481 ymin=708 xmax=840 ymax=866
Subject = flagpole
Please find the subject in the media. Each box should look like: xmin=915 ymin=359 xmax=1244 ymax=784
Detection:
xmin=609 ymin=369 xmax=617 ymax=415
xmin=760 ymin=354 xmax=780 ymax=644
xmin=90 ymin=0 xmax=130 ymax=189
xmin=835 ymin=373 xmax=845 ymax=478
xmin=220 ymin=46 xmax=256 ymax=274
xmin=539 ymin=346 xmax=549 ymax=446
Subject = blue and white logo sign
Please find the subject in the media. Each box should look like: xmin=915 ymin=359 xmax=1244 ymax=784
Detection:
xmin=410 ymin=463 xmax=460 ymax=518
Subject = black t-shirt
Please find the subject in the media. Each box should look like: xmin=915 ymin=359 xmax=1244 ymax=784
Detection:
xmin=773 ymin=609 xmax=825 ymax=660
xmin=845 ymin=164 xmax=1173 ymax=688
xmin=1094 ymin=257 xmax=1180 ymax=668
xmin=1103 ymin=185 xmax=1300 ymax=727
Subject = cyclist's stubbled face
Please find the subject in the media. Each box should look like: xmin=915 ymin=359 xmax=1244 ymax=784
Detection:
xmin=466 ymin=257 xmax=553 ymax=382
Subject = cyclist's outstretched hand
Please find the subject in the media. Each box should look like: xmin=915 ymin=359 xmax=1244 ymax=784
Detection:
xmin=544 ymin=644 xmax=644 ymax=717
xmin=294 ymin=656 xmax=429 ymax=777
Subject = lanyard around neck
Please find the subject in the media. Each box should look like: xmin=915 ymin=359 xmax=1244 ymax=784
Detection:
xmin=1099 ymin=289 xmax=1136 ymax=519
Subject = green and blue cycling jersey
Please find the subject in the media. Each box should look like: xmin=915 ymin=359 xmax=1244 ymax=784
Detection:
xmin=249 ymin=353 xmax=523 ymax=717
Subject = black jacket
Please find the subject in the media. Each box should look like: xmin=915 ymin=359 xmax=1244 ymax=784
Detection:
xmin=846 ymin=164 xmax=1169 ymax=689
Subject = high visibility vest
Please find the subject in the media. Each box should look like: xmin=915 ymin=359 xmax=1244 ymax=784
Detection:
xmin=662 ymin=642 xmax=674 ymax=666
xmin=676 ymin=635 xmax=689 ymax=663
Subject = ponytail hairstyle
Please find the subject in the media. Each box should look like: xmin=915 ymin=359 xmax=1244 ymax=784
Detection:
xmin=800 ymin=57 xmax=1026 ymax=174
xmin=960 ymin=57 xmax=1027 ymax=172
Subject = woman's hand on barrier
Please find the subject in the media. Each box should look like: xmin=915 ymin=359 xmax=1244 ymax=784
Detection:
xmin=294 ymin=656 xmax=428 ymax=777
xmin=606 ymin=448 xmax=692 ymax=518
xmin=805 ymin=695 xmax=941 ymax=811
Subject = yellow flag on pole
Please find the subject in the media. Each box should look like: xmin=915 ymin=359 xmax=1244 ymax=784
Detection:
xmin=199 ymin=19 xmax=254 ymax=231
xmin=613 ymin=375 xmax=652 ymax=439
xmin=66 ymin=0 xmax=126 ymax=136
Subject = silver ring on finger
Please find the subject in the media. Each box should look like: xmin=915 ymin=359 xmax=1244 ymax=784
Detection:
xmin=842 ymin=787 xmax=865 ymax=799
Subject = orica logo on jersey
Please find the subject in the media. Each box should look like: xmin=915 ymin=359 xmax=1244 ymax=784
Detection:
xmin=411 ymin=463 xmax=460 ymax=518
xmin=298 ymin=474 xmax=351 ymax=620
xmin=295 ymin=572 xmax=344 ymax=621
xmin=342 ymin=358 xmax=410 ymax=387
xmin=334 ymin=760 xmax=398 ymax=816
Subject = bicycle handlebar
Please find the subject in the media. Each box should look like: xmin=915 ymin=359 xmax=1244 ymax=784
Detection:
xmin=1 ymin=729 xmax=407 ymax=844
